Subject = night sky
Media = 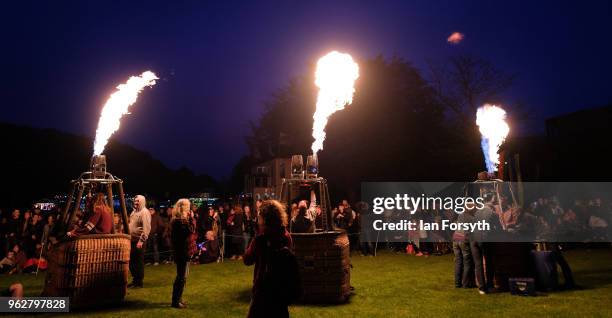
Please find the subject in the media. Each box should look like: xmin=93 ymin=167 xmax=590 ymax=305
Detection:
xmin=2 ymin=1 xmax=611 ymax=179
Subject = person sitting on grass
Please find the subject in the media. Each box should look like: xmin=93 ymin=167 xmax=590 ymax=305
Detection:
xmin=0 ymin=251 xmax=16 ymax=274
xmin=1 ymin=282 xmax=23 ymax=298
xmin=67 ymin=192 xmax=113 ymax=238
xmin=244 ymin=200 xmax=301 ymax=318
xmin=197 ymin=230 xmax=220 ymax=264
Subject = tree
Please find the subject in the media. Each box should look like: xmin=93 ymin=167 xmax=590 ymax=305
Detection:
xmin=242 ymin=55 xmax=487 ymax=200
xmin=427 ymin=55 xmax=514 ymax=125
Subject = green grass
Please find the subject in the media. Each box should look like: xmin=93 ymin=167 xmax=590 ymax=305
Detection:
xmin=2 ymin=249 xmax=611 ymax=318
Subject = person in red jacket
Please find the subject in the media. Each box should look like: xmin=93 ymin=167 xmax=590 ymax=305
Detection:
xmin=67 ymin=193 xmax=113 ymax=237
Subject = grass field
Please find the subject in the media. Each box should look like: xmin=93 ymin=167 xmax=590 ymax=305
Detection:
xmin=2 ymin=248 xmax=611 ymax=318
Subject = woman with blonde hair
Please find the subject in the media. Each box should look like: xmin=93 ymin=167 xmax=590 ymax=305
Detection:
xmin=170 ymin=199 xmax=195 ymax=309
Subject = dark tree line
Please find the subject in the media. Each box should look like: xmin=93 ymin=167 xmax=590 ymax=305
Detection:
xmin=235 ymin=55 xmax=515 ymax=201
xmin=0 ymin=123 xmax=217 ymax=209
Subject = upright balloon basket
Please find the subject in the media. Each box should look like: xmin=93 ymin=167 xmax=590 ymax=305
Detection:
xmin=280 ymin=175 xmax=351 ymax=303
xmin=42 ymin=155 xmax=132 ymax=308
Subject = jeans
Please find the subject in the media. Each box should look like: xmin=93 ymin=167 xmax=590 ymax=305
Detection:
xmin=453 ymin=242 xmax=474 ymax=287
xmin=130 ymin=240 xmax=145 ymax=285
xmin=470 ymin=241 xmax=494 ymax=291
xmin=146 ymin=233 xmax=160 ymax=264
xmin=243 ymin=232 xmax=251 ymax=252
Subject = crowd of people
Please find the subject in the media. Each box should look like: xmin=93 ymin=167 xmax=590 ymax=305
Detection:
xmin=0 ymin=194 xmax=308 ymax=315
xmin=523 ymin=197 xmax=611 ymax=241
xmin=0 ymin=194 xmax=372 ymax=276
xmin=0 ymin=208 xmax=54 ymax=274
xmin=449 ymin=194 xmax=611 ymax=294
xmin=2 ymin=190 xmax=608 ymax=309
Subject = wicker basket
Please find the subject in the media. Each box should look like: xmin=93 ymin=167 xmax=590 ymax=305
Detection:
xmin=291 ymin=231 xmax=351 ymax=303
xmin=42 ymin=234 xmax=131 ymax=308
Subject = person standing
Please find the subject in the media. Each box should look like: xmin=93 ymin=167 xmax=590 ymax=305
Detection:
xmin=161 ymin=207 xmax=173 ymax=264
xmin=170 ymin=199 xmax=196 ymax=309
xmin=128 ymin=195 xmax=151 ymax=288
xmin=244 ymin=200 xmax=297 ymax=318
xmin=202 ymin=207 xmax=218 ymax=233
xmin=452 ymin=206 xmax=475 ymax=288
xmin=471 ymin=196 xmax=502 ymax=294
xmin=244 ymin=205 xmax=257 ymax=250
xmin=227 ymin=204 xmax=245 ymax=260
xmin=41 ymin=215 xmax=55 ymax=247
xmin=147 ymin=207 xmax=163 ymax=266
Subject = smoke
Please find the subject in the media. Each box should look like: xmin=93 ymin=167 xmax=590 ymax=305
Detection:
xmin=311 ymin=51 xmax=359 ymax=155
xmin=476 ymin=104 xmax=510 ymax=173
xmin=447 ymin=32 xmax=465 ymax=44
xmin=93 ymin=71 xmax=158 ymax=156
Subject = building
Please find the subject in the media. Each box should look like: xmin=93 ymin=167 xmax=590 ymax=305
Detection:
xmin=244 ymin=157 xmax=291 ymax=200
xmin=502 ymin=105 xmax=612 ymax=181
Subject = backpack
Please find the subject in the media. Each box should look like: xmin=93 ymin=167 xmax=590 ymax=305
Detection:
xmin=263 ymin=245 xmax=303 ymax=304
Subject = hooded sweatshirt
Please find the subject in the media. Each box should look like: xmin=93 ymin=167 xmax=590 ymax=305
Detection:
xmin=129 ymin=195 xmax=151 ymax=243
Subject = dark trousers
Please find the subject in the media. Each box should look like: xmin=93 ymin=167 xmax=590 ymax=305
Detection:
xmin=360 ymin=241 xmax=373 ymax=255
xmin=146 ymin=233 xmax=160 ymax=263
xmin=453 ymin=242 xmax=474 ymax=288
xmin=470 ymin=241 xmax=494 ymax=291
xmin=130 ymin=240 xmax=145 ymax=285
xmin=552 ymin=247 xmax=575 ymax=287
xmin=172 ymin=260 xmax=189 ymax=304
xmin=230 ymin=234 xmax=244 ymax=256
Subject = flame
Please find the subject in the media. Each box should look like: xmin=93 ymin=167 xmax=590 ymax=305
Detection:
xmin=311 ymin=51 xmax=359 ymax=155
xmin=93 ymin=71 xmax=158 ymax=156
xmin=476 ymin=104 xmax=510 ymax=173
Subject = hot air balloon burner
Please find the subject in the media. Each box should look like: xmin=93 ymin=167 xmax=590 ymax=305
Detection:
xmin=90 ymin=155 xmax=107 ymax=179
xmin=51 ymin=156 xmax=130 ymax=238
xmin=291 ymin=155 xmax=304 ymax=179
xmin=477 ymin=171 xmax=496 ymax=181
xmin=306 ymin=154 xmax=319 ymax=179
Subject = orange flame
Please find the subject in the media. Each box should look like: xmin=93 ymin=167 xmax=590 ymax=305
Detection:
xmin=311 ymin=51 xmax=359 ymax=155
xmin=93 ymin=71 xmax=158 ymax=155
